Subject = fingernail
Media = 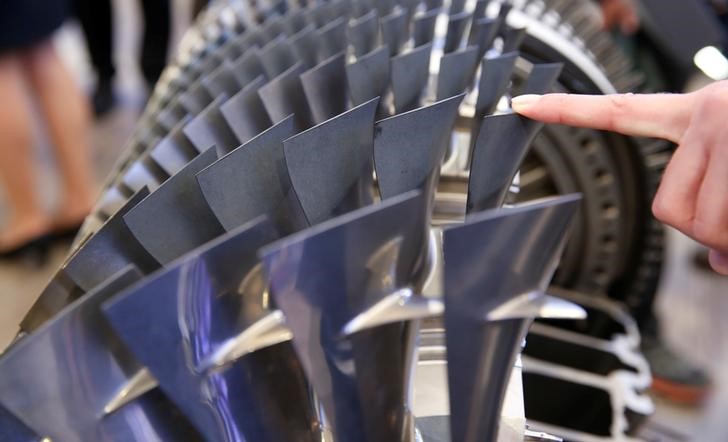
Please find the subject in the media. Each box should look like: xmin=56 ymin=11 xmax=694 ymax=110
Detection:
xmin=709 ymin=250 xmax=728 ymax=276
xmin=511 ymin=94 xmax=541 ymax=112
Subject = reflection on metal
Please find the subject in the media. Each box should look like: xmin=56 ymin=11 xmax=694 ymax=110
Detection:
xmin=443 ymin=195 xmax=581 ymax=442
xmin=0 ymin=403 xmax=41 ymax=442
xmin=283 ymin=98 xmax=378 ymax=224
xmin=301 ymin=52 xmax=348 ymax=124
xmin=260 ymin=191 xmax=426 ymax=442
xmin=104 ymin=219 xmax=322 ymax=442
xmin=103 ymin=368 xmax=158 ymax=415
xmin=348 ymin=10 xmax=379 ymax=57
xmin=0 ymin=267 xmax=200 ymax=442
xmin=436 ymin=46 xmax=479 ymax=100
xmin=124 ymin=148 xmax=224 ymax=265
xmin=343 ymin=288 xmax=444 ymax=335
xmin=346 ymin=46 xmax=390 ymax=106
xmin=468 ymin=114 xmax=544 ymax=212
xmin=219 ymin=76 xmax=272 ymax=144
xmin=413 ymin=8 xmax=439 ymax=47
xmin=258 ymin=62 xmax=313 ymax=130
xmin=19 ymin=270 xmax=83 ymax=333
xmin=444 ymin=11 xmax=472 ymax=53
xmin=381 ymin=8 xmax=408 ymax=55
xmin=197 ymin=116 xmax=308 ymax=235
xmin=391 ymin=43 xmax=432 ymax=113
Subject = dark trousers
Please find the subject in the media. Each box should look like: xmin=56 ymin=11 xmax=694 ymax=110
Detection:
xmin=74 ymin=0 xmax=170 ymax=87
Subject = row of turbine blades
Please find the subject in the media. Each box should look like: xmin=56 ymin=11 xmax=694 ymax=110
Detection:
xmin=1 ymin=193 xmax=583 ymax=442
xmin=3 ymin=0 xmax=587 ymax=441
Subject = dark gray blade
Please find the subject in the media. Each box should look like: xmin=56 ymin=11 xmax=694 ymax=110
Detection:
xmin=201 ymin=60 xmax=242 ymax=98
xmin=120 ymin=153 xmax=168 ymax=193
xmin=346 ymin=46 xmax=390 ymax=106
xmin=391 ymin=43 xmax=433 ymax=113
xmin=467 ymin=113 xmax=543 ymax=212
xmin=301 ymin=52 xmax=348 ymax=124
xmin=316 ymin=16 xmax=347 ymax=60
xmin=103 ymin=220 xmax=321 ymax=442
xmin=443 ymin=11 xmax=472 ymax=53
xmin=289 ymin=24 xmax=320 ymax=69
xmin=283 ymin=98 xmax=379 ymax=224
xmin=123 ymin=148 xmax=224 ymax=265
xmin=0 ymin=267 xmax=200 ymax=442
xmin=380 ymin=8 xmax=408 ymax=55
xmin=373 ymin=0 xmax=395 ymax=15
xmin=413 ymin=8 xmax=440 ymax=47
xmin=472 ymin=0 xmax=489 ymax=19
xmin=198 ymin=116 xmax=308 ymax=235
xmin=219 ymin=76 xmax=272 ymax=144
xmin=179 ymin=80 xmax=213 ymax=115
xmin=19 ymin=270 xmax=82 ymax=333
xmin=258 ymin=62 xmax=313 ymax=130
xmin=449 ymin=0 xmax=466 ymax=14
xmin=306 ymin=1 xmax=336 ymax=27
xmin=348 ymin=10 xmax=379 ymax=57
xmin=374 ymin=94 xmax=464 ymax=202
xmin=282 ymin=9 xmax=307 ymax=35
xmin=260 ymin=191 xmax=427 ymax=442
xmin=259 ymin=35 xmax=297 ymax=78
xmin=521 ymin=62 xmax=563 ymax=95
xmin=443 ymin=195 xmax=581 ymax=442
xmin=436 ymin=46 xmax=479 ymax=100
xmin=64 ymin=188 xmax=160 ymax=292
xmin=156 ymin=99 xmax=188 ymax=132
xmin=183 ymin=94 xmax=240 ymax=155
xmin=149 ymin=117 xmax=198 ymax=176
xmin=474 ymin=51 xmax=517 ymax=121
xmin=260 ymin=16 xmax=286 ymax=42
xmin=230 ymin=48 xmax=267 ymax=86
xmin=469 ymin=16 xmax=501 ymax=60
xmin=502 ymin=26 xmax=527 ymax=53
xmin=424 ymin=0 xmax=443 ymax=10
xmin=0 ymin=404 xmax=40 ymax=442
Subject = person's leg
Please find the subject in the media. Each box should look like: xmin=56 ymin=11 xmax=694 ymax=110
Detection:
xmin=20 ymin=41 xmax=96 ymax=229
xmin=139 ymin=0 xmax=170 ymax=90
xmin=0 ymin=54 xmax=52 ymax=251
xmin=73 ymin=0 xmax=115 ymax=116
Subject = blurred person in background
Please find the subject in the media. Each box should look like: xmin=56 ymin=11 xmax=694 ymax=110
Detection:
xmin=74 ymin=0 xmax=171 ymax=116
xmin=0 ymin=0 xmax=96 ymax=257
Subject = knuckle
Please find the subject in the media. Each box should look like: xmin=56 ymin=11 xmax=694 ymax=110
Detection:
xmin=607 ymin=93 xmax=633 ymax=130
xmin=692 ymin=219 xmax=718 ymax=246
xmin=651 ymin=197 xmax=672 ymax=224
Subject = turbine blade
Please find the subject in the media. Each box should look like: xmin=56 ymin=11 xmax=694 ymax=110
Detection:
xmin=219 ymin=76 xmax=272 ymax=144
xmin=301 ymin=52 xmax=348 ymax=124
xmin=346 ymin=46 xmax=390 ymax=106
xmin=391 ymin=43 xmax=433 ymax=113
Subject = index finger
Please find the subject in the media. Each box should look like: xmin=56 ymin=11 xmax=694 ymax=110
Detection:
xmin=511 ymin=92 xmax=693 ymax=143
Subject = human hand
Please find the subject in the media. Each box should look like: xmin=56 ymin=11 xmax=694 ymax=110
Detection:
xmin=600 ymin=0 xmax=640 ymax=34
xmin=511 ymin=81 xmax=728 ymax=275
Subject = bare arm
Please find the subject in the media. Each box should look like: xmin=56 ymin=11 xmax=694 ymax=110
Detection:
xmin=512 ymin=82 xmax=728 ymax=275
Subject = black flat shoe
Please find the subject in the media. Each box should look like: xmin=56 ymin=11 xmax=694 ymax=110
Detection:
xmin=0 ymin=234 xmax=51 ymax=263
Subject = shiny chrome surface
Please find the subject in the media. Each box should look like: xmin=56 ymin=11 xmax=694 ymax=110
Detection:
xmin=0 ymin=267 xmax=201 ymax=442
xmin=443 ymin=194 xmax=581 ymax=442
xmin=261 ymin=192 xmax=426 ymax=442
xmin=103 ymin=218 xmax=322 ymax=441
